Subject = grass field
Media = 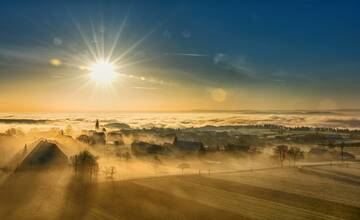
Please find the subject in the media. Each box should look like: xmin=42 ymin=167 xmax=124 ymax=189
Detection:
xmin=0 ymin=164 xmax=359 ymax=220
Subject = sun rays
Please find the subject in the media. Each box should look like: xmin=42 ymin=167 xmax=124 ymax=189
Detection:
xmin=61 ymin=13 xmax=157 ymax=86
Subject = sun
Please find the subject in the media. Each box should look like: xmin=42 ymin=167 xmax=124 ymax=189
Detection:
xmin=89 ymin=60 xmax=116 ymax=85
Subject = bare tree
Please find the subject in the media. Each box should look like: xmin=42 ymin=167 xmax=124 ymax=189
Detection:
xmin=288 ymin=146 xmax=304 ymax=166
xmin=104 ymin=166 xmax=117 ymax=194
xmin=274 ymin=145 xmax=288 ymax=167
xmin=177 ymin=163 xmax=190 ymax=176
xmin=104 ymin=166 xmax=117 ymax=181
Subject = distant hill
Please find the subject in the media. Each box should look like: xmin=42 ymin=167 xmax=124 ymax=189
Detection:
xmin=104 ymin=122 xmax=131 ymax=130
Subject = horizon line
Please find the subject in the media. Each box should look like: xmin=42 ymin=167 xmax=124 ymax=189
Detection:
xmin=0 ymin=108 xmax=360 ymax=114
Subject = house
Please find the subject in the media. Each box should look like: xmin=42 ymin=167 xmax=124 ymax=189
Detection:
xmin=307 ymin=147 xmax=355 ymax=161
xmin=16 ymin=140 xmax=68 ymax=171
xmin=308 ymin=147 xmax=328 ymax=156
xmin=173 ymin=137 xmax=204 ymax=153
xmin=77 ymin=131 xmax=106 ymax=145
xmin=107 ymin=131 xmax=125 ymax=145
xmin=89 ymin=131 xmax=106 ymax=145
xmin=224 ymin=143 xmax=250 ymax=152
xmin=104 ymin=122 xmax=131 ymax=130
xmin=131 ymin=141 xmax=168 ymax=156
xmin=77 ymin=134 xmax=93 ymax=144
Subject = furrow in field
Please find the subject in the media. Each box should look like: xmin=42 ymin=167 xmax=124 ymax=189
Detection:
xmin=135 ymin=177 xmax=344 ymax=220
xmin=211 ymin=168 xmax=360 ymax=207
xmin=307 ymin=166 xmax=360 ymax=181
xmin=185 ymin=175 xmax=360 ymax=220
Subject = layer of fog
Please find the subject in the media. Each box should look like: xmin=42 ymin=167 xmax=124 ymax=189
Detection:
xmin=0 ymin=127 xmax=275 ymax=183
xmin=1 ymin=110 xmax=360 ymax=133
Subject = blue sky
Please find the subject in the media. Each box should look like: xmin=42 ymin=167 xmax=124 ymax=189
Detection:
xmin=0 ymin=0 xmax=359 ymax=111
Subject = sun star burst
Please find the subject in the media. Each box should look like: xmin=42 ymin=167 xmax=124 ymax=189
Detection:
xmin=89 ymin=60 xmax=116 ymax=85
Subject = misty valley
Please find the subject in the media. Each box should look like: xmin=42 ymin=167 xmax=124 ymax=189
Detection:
xmin=1 ymin=1 xmax=360 ymax=219
xmin=0 ymin=113 xmax=360 ymax=220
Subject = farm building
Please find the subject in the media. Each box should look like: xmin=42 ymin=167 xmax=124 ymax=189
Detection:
xmin=16 ymin=140 xmax=68 ymax=170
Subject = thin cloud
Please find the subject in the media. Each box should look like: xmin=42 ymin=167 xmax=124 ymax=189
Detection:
xmin=164 ymin=52 xmax=208 ymax=57
xmin=213 ymin=53 xmax=258 ymax=79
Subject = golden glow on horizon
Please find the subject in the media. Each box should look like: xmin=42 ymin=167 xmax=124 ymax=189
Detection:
xmin=89 ymin=60 xmax=116 ymax=85
xmin=1 ymin=16 xmax=349 ymax=112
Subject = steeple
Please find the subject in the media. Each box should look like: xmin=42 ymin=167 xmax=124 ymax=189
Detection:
xmin=95 ymin=119 xmax=100 ymax=130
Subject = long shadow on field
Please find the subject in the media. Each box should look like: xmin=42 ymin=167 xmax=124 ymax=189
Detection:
xmin=0 ymin=169 xmax=62 ymax=220
xmin=91 ymin=180 xmax=246 ymax=220
xmin=0 ymin=171 xmax=41 ymax=219
xmin=300 ymin=168 xmax=360 ymax=186
xmin=56 ymin=175 xmax=97 ymax=220
xmin=183 ymin=175 xmax=360 ymax=220
xmin=310 ymin=166 xmax=360 ymax=181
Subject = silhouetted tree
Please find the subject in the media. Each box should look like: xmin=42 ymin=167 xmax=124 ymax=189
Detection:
xmin=177 ymin=163 xmax=190 ymax=175
xmin=274 ymin=145 xmax=288 ymax=167
xmin=288 ymin=146 xmax=304 ymax=166
xmin=71 ymin=150 xmax=99 ymax=183
xmin=104 ymin=166 xmax=116 ymax=181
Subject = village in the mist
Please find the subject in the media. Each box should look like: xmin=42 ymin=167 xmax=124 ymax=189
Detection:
xmin=1 ymin=0 xmax=360 ymax=219
xmin=0 ymin=110 xmax=360 ymax=220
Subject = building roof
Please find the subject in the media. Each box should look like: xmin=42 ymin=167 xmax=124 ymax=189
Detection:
xmin=174 ymin=138 xmax=203 ymax=151
xmin=17 ymin=140 xmax=68 ymax=170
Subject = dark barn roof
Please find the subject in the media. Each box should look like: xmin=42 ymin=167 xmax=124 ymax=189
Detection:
xmin=17 ymin=140 xmax=68 ymax=170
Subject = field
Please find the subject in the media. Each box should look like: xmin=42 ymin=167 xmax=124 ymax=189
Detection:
xmin=0 ymin=163 xmax=359 ymax=220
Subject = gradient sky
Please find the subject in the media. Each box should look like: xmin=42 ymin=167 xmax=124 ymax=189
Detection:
xmin=0 ymin=0 xmax=360 ymax=112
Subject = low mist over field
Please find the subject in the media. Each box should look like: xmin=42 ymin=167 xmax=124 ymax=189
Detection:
xmin=1 ymin=0 xmax=360 ymax=219
xmin=1 ymin=111 xmax=360 ymax=220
